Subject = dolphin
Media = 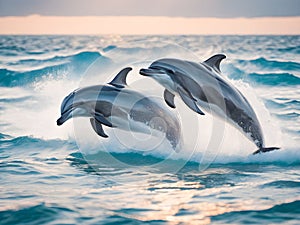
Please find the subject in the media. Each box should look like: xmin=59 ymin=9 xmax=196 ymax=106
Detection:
xmin=139 ymin=54 xmax=279 ymax=154
xmin=57 ymin=67 xmax=181 ymax=150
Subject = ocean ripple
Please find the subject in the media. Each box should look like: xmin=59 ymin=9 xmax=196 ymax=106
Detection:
xmin=247 ymin=72 xmax=300 ymax=86
xmin=238 ymin=57 xmax=300 ymax=72
xmin=211 ymin=200 xmax=300 ymax=224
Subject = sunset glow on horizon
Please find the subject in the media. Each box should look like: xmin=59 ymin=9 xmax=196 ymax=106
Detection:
xmin=0 ymin=15 xmax=299 ymax=35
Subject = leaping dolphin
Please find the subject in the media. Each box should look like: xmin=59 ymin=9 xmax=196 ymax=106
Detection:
xmin=139 ymin=54 xmax=279 ymax=154
xmin=57 ymin=67 xmax=181 ymax=150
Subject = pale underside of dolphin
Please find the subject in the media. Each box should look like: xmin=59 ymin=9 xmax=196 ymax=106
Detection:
xmin=57 ymin=67 xmax=181 ymax=150
xmin=139 ymin=54 xmax=280 ymax=155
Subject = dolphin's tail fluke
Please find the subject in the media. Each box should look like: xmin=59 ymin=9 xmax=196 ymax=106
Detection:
xmin=253 ymin=147 xmax=280 ymax=155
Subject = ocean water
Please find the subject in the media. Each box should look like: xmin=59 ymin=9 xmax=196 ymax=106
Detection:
xmin=0 ymin=35 xmax=300 ymax=225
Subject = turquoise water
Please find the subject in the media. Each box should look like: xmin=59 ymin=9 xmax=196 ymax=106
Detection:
xmin=0 ymin=35 xmax=300 ymax=224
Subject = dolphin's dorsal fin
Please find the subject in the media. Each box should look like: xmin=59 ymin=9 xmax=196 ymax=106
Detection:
xmin=108 ymin=67 xmax=132 ymax=88
xmin=204 ymin=54 xmax=226 ymax=72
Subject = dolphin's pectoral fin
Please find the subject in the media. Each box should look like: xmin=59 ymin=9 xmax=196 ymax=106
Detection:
xmin=164 ymin=89 xmax=176 ymax=108
xmin=177 ymin=87 xmax=205 ymax=115
xmin=108 ymin=67 xmax=132 ymax=88
xmin=204 ymin=54 xmax=226 ymax=72
xmin=252 ymin=147 xmax=280 ymax=155
xmin=90 ymin=118 xmax=109 ymax=138
xmin=94 ymin=113 xmax=113 ymax=127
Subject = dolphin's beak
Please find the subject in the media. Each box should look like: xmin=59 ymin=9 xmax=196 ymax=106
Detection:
xmin=57 ymin=108 xmax=73 ymax=126
xmin=57 ymin=107 xmax=88 ymax=126
xmin=139 ymin=68 xmax=166 ymax=77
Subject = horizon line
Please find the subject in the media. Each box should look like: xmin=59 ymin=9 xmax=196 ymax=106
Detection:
xmin=0 ymin=15 xmax=299 ymax=35
xmin=2 ymin=14 xmax=300 ymax=19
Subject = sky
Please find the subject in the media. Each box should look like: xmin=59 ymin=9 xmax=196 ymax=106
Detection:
xmin=0 ymin=0 xmax=300 ymax=17
xmin=0 ymin=0 xmax=299 ymax=34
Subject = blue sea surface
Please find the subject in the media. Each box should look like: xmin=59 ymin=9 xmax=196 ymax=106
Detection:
xmin=0 ymin=35 xmax=300 ymax=224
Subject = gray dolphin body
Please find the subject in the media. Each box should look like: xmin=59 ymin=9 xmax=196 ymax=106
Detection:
xmin=57 ymin=68 xmax=181 ymax=150
xmin=140 ymin=54 xmax=279 ymax=154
